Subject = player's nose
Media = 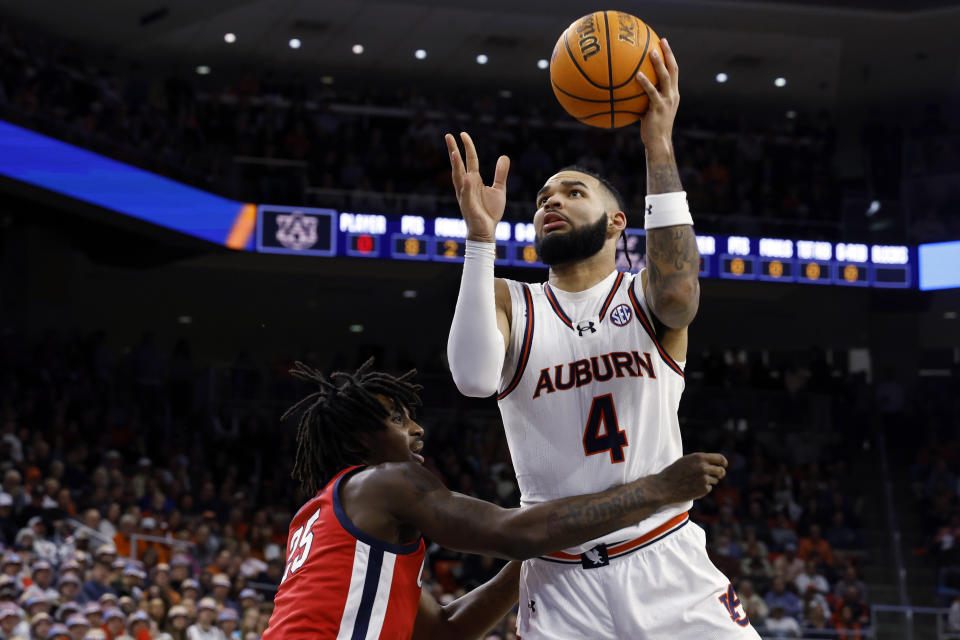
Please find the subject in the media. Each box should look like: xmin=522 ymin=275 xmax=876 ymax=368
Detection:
xmin=409 ymin=420 xmax=424 ymax=437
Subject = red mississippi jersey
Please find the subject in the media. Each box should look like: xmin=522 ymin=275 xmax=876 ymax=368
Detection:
xmin=263 ymin=466 xmax=426 ymax=640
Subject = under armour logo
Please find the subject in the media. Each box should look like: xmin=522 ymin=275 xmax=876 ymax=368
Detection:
xmin=528 ymin=600 xmax=536 ymax=614
xmin=646 ymin=204 xmax=653 ymax=215
xmin=576 ymin=320 xmax=596 ymax=337
xmin=584 ymin=549 xmax=603 ymax=564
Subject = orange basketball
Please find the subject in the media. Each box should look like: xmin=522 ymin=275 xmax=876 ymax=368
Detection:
xmin=549 ymin=10 xmax=662 ymax=129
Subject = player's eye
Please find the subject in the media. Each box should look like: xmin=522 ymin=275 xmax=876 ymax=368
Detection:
xmin=392 ymin=414 xmax=403 ymax=424
xmin=570 ymin=189 xmax=582 ymax=197
xmin=538 ymin=196 xmax=549 ymax=206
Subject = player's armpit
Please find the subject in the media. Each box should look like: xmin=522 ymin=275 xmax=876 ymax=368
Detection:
xmin=494 ymin=277 xmax=512 ymax=352
xmin=412 ymin=562 xmax=521 ymax=640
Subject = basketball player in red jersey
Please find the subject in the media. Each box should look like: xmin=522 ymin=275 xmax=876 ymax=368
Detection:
xmin=446 ymin=40 xmax=761 ymax=638
xmin=261 ymin=359 xmax=728 ymax=640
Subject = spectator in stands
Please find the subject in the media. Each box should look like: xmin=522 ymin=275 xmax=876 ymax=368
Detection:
xmin=30 ymin=612 xmax=53 ymax=640
xmin=763 ymin=605 xmax=801 ymax=637
xmin=65 ymin=614 xmax=90 ymax=640
xmin=832 ymin=604 xmax=865 ymax=640
xmin=207 ymin=576 xmax=233 ymax=613
xmin=29 ymin=562 xmax=57 ymax=603
xmin=216 ymin=610 xmax=238 ymax=640
xmin=127 ymin=611 xmax=150 ymax=640
xmin=798 ymin=524 xmax=835 ymax=566
xmin=186 ymin=599 xmax=223 ymax=640
xmin=80 ymin=559 xmax=114 ymax=604
xmin=772 ymin=542 xmax=805 ymax=583
xmin=833 ymin=584 xmax=869 ymax=627
xmin=0 ymin=494 xmax=15 ymax=545
xmin=770 ymin=513 xmax=799 ymax=551
xmin=83 ymin=603 xmax=103 ymax=629
xmin=737 ymin=579 xmax=768 ymax=628
xmin=794 ymin=559 xmax=829 ymax=595
xmin=56 ymin=575 xmax=81 ymax=605
xmin=165 ymin=605 xmax=189 ymax=640
xmin=802 ymin=602 xmax=834 ymax=638
xmin=102 ymin=608 xmax=125 ymax=640
xmin=765 ymin=576 xmax=802 ymax=621
xmin=0 ymin=603 xmax=28 ymax=640
xmin=113 ymin=518 xmax=137 ymax=559
xmin=826 ymin=511 xmax=861 ymax=550
xmin=833 ymin=565 xmax=868 ymax=602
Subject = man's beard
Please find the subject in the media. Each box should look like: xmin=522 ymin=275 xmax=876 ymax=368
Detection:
xmin=535 ymin=213 xmax=608 ymax=266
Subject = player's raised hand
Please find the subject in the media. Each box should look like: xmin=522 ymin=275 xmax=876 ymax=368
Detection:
xmin=634 ymin=38 xmax=679 ymax=150
xmin=445 ymin=132 xmax=510 ymax=243
xmin=655 ymin=452 xmax=727 ymax=502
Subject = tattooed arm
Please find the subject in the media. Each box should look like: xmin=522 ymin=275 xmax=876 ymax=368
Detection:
xmin=365 ymin=453 xmax=726 ymax=561
xmin=644 ymin=142 xmax=701 ymax=329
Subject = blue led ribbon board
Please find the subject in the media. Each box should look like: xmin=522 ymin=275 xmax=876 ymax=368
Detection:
xmin=0 ymin=120 xmax=252 ymax=248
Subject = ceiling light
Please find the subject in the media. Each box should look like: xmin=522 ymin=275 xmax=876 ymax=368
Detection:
xmin=476 ymin=54 xmax=488 ymax=64
xmin=352 ymin=44 xmax=364 ymax=55
xmin=415 ymin=49 xmax=427 ymax=60
xmin=499 ymin=89 xmax=512 ymax=98
xmin=715 ymin=72 xmax=728 ymax=83
xmin=402 ymin=290 xmax=418 ymax=299
xmin=774 ymin=77 xmax=787 ymax=87
xmin=349 ymin=324 xmax=364 ymax=333
xmin=866 ymin=200 xmax=881 ymax=216
xmin=289 ymin=38 xmax=301 ymax=49
xmin=320 ymin=76 xmax=334 ymax=85
xmin=195 ymin=65 xmax=211 ymax=75
xmin=786 ymin=109 xmax=797 ymax=119
xmin=537 ymin=59 xmax=549 ymax=70
xmin=224 ymin=33 xmax=236 ymax=44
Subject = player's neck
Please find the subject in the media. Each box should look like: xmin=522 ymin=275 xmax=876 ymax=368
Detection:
xmin=547 ymin=250 xmax=617 ymax=293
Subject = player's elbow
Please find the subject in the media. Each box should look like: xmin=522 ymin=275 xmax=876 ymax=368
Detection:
xmin=449 ymin=366 xmax=499 ymax=398
xmin=652 ymin=279 xmax=700 ymax=328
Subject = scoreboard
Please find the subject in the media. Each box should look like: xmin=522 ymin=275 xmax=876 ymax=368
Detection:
xmin=255 ymin=205 xmax=916 ymax=289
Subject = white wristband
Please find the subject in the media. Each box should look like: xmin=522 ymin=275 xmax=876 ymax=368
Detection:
xmin=644 ymin=191 xmax=694 ymax=229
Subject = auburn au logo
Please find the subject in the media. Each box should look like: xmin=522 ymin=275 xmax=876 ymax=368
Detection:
xmin=717 ymin=583 xmax=750 ymax=627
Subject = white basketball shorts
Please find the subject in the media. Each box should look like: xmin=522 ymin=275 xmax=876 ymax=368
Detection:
xmin=517 ymin=517 xmax=762 ymax=639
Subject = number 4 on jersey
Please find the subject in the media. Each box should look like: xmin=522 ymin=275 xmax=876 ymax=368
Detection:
xmin=582 ymin=394 xmax=629 ymax=463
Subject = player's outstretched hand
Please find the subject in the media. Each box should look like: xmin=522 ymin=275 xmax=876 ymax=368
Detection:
xmin=445 ymin=131 xmax=510 ymax=243
xmin=634 ymin=38 xmax=679 ymax=150
xmin=656 ymin=452 xmax=727 ymax=502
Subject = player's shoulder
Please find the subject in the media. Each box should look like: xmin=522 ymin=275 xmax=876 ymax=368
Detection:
xmin=343 ymin=462 xmax=444 ymax=504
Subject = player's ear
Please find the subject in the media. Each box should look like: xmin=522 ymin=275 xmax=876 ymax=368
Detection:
xmin=609 ymin=210 xmax=627 ymax=233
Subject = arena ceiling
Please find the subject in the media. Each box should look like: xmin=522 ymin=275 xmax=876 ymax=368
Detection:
xmin=2 ymin=0 xmax=959 ymax=113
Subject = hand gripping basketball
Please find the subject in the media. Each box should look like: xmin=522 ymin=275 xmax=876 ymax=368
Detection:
xmin=633 ymin=38 xmax=680 ymax=149
xmin=445 ymin=132 xmax=511 ymax=243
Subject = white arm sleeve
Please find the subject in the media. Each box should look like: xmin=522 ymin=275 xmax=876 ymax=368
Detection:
xmin=447 ymin=240 xmax=506 ymax=397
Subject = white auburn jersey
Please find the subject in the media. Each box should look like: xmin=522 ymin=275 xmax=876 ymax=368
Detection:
xmin=497 ymin=269 xmax=689 ymax=555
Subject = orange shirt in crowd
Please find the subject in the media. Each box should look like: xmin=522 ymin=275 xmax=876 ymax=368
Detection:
xmin=797 ymin=536 xmax=834 ymax=565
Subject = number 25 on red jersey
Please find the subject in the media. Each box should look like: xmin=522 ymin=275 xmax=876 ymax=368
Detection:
xmin=281 ymin=507 xmax=321 ymax=583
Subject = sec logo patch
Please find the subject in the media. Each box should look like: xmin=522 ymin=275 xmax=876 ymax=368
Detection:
xmin=610 ymin=303 xmax=632 ymax=327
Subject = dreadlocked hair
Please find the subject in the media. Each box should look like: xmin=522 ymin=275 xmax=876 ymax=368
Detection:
xmin=281 ymin=358 xmax=423 ymax=495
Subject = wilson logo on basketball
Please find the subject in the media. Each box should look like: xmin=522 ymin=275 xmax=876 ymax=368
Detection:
xmin=610 ymin=304 xmax=632 ymax=327
xmin=575 ymin=15 xmax=600 ymax=61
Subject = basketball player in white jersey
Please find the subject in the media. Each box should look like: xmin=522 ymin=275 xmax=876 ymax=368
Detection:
xmin=444 ymin=40 xmax=760 ymax=638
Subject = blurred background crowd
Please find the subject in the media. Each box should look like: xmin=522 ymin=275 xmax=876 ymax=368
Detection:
xmin=1 ymin=327 xmax=954 ymax=639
